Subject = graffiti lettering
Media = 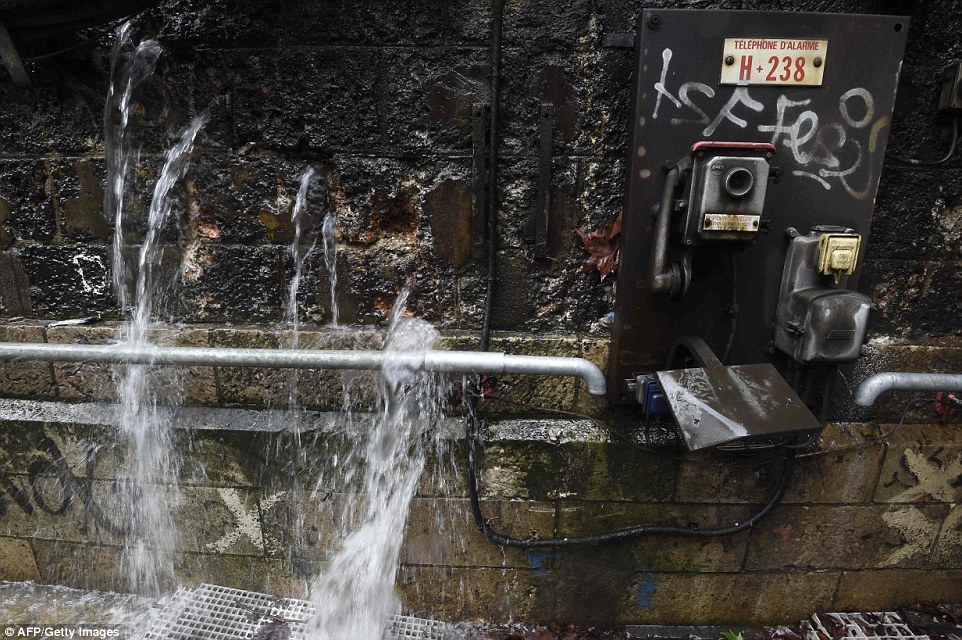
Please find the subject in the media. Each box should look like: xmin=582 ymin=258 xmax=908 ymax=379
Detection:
xmin=703 ymin=86 xmax=764 ymax=137
xmin=653 ymin=48 xmax=682 ymax=119
xmin=671 ymin=82 xmax=715 ymax=126
xmin=0 ymin=434 xmax=128 ymax=537
xmin=651 ymin=47 xmax=882 ymax=199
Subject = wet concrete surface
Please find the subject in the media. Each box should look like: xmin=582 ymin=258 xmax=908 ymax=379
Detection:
xmin=0 ymin=581 xmax=156 ymax=630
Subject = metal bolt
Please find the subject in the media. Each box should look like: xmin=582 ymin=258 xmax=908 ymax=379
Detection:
xmin=704 ymin=219 xmax=712 ymax=227
xmin=647 ymin=15 xmax=661 ymax=30
xmin=813 ymin=57 xmax=822 ymax=68
xmin=725 ymin=56 xmax=735 ymax=66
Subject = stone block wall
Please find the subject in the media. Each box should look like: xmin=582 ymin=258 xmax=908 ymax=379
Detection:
xmin=0 ymin=0 xmax=960 ymax=627
xmin=0 ymin=401 xmax=960 ymax=624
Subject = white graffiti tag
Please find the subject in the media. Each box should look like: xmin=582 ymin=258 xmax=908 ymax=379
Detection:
xmin=651 ymin=48 xmax=887 ymax=199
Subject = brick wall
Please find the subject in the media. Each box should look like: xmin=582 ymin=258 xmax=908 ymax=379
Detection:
xmin=0 ymin=0 xmax=960 ymax=626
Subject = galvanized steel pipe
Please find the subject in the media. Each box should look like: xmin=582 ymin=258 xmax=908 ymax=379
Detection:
xmin=0 ymin=341 xmax=607 ymax=396
xmin=854 ymin=372 xmax=962 ymax=407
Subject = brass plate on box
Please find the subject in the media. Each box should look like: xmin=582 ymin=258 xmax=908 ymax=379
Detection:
xmin=703 ymin=213 xmax=761 ymax=232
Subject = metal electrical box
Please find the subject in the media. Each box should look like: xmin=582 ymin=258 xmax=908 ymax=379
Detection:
xmin=609 ymin=9 xmax=908 ymax=403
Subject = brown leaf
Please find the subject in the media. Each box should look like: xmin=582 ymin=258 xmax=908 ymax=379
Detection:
xmin=576 ymin=215 xmax=622 ymax=278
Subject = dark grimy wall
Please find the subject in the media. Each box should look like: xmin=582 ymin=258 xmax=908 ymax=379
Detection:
xmin=0 ymin=0 xmax=960 ymax=626
xmin=1 ymin=0 xmax=956 ymax=339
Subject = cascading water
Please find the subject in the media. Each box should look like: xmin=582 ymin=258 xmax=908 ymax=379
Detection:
xmin=285 ymin=167 xmax=318 ymax=430
xmin=101 ymin=18 xmax=454 ymax=633
xmin=305 ymin=292 xmax=450 ymax=640
xmin=280 ymin=167 xmax=319 ymax=580
xmin=321 ymin=211 xmax=339 ymax=327
xmin=104 ymin=23 xmax=162 ymax=314
xmin=285 ymin=167 xmax=318 ymax=339
xmin=116 ymin=113 xmax=207 ymax=596
xmin=104 ymin=22 xmax=209 ymax=595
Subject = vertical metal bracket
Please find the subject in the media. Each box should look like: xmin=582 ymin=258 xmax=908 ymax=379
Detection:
xmin=0 ymin=22 xmax=31 ymax=87
xmin=471 ymin=104 xmax=490 ymax=260
xmin=530 ymin=103 xmax=553 ymax=258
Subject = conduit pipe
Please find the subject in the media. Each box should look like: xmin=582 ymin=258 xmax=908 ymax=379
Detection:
xmin=649 ymin=164 xmax=683 ymax=296
xmin=0 ymin=341 xmax=607 ymax=396
xmin=854 ymin=372 xmax=962 ymax=407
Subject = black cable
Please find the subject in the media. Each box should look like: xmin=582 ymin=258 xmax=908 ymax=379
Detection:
xmin=466 ymin=407 xmax=795 ymax=547
xmin=462 ymin=0 xmax=504 ymax=544
xmin=464 ymin=390 xmax=925 ymax=547
xmin=803 ymin=393 xmax=929 ymax=457
xmin=479 ymin=0 xmax=503 ymax=353
xmin=23 ymin=35 xmax=98 ymax=61
xmin=888 ymin=114 xmax=959 ymax=167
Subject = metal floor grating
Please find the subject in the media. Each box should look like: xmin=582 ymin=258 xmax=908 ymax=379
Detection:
xmin=804 ymin=613 xmax=931 ymax=640
xmin=141 ymin=584 xmax=313 ymax=640
xmin=139 ymin=584 xmax=446 ymax=640
xmin=388 ymin=614 xmax=446 ymax=640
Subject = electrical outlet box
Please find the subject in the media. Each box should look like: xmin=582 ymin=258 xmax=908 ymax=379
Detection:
xmin=682 ymin=142 xmax=775 ymax=246
xmin=775 ymin=227 xmax=871 ymax=364
xmin=817 ymin=232 xmax=862 ymax=283
xmin=608 ymin=9 xmax=907 ymax=401
xmin=634 ymin=374 xmax=669 ymax=415
xmin=939 ymin=61 xmax=962 ymax=113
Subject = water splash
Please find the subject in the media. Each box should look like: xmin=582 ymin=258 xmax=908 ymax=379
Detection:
xmin=305 ymin=293 xmax=449 ymax=640
xmin=116 ymin=114 xmax=207 ymax=596
xmin=104 ymin=22 xmax=162 ymax=313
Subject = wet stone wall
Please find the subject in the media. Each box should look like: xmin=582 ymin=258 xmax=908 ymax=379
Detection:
xmin=0 ymin=0 xmax=961 ymax=627
xmin=0 ymin=397 xmax=960 ymax=625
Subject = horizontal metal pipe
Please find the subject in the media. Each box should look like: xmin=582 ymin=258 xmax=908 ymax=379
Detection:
xmin=854 ymin=372 xmax=962 ymax=407
xmin=0 ymin=341 xmax=607 ymax=396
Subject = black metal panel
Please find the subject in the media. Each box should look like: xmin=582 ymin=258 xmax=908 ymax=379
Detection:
xmin=656 ymin=363 xmax=823 ymax=451
xmin=609 ymin=9 xmax=908 ymax=402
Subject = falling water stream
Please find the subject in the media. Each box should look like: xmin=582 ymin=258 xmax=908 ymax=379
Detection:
xmin=104 ymin=24 xmax=162 ymax=314
xmin=322 ymin=210 xmax=339 ymax=327
xmin=306 ymin=299 xmax=449 ymax=640
xmin=105 ymin=20 xmax=209 ymax=596
xmin=285 ymin=167 xmax=318 ymax=437
xmin=72 ymin=20 xmax=458 ymax=637
xmin=117 ymin=113 xmax=206 ymax=596
xmin=285 ymin=167 xmax=318 ymax=339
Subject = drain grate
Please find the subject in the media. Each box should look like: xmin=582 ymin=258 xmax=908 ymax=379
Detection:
xmin=804 ymin=613 xmax=931 ymax=640
xmin=141 ymin=584 xmax=313 ymax=640
xmin=139 ymin=584 xmax=446 ymax=640
xmin=388 ymin=614 xmax=446 ymax=640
